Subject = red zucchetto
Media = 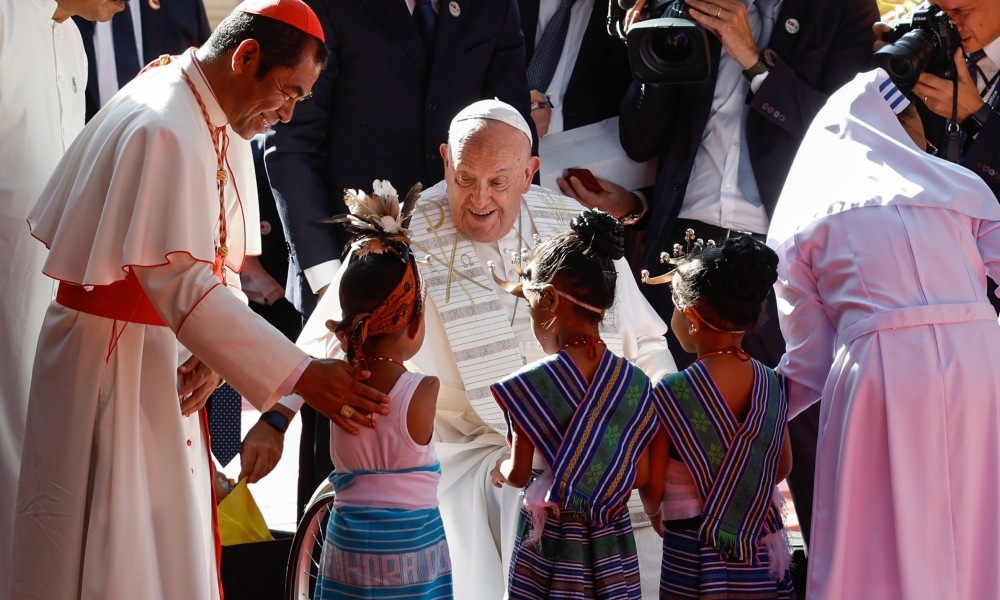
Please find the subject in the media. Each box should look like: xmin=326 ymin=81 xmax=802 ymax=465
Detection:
xmin=237 ymin=0 xmax=325 ymax=43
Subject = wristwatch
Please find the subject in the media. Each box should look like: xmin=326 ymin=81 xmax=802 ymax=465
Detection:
xmin=259 ymin=410 xmax=290 ymax=433
xmin=743 ymin=48 xmax=778 ymax=84
xmin=960 ymin=102 xmax=994 ymax=138
xmin=621 ymin=192 xmax=648 ymax=226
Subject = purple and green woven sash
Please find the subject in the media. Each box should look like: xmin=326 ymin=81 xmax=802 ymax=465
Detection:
xmin=491 ymin=348 xmax=657 ymax=525
xmin=652 ymin=359 xmax=788 ymax=563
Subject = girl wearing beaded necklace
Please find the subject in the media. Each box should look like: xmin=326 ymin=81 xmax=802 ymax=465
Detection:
xmin=488 ymin=209 xmax=659 ymax=600
xmin=642 ymin=235 xmax=794 ymax=598
xmin=313 ymin=180 xmax=454 ymax=600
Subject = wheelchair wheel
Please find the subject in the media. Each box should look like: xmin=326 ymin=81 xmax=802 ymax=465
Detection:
xmin=284 ymin=489 xmax=335 ymax=600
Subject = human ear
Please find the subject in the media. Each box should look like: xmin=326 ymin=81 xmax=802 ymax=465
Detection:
xmin=682 ymin=307 xmax=700 ymax=334
xmin=522 ymin=156 xmax=541 ymax=193
xmin=231 ymin=39 xmax=261 ymax=74
xmin=439 ymin=143 xmax=450 ymax=168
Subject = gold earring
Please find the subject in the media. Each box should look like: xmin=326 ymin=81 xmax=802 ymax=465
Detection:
xmin=689 ymin=324 xmax=696 ymax=334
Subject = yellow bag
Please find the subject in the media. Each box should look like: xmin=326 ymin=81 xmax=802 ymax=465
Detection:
xmin=217 ymin=479 xmax=275 ymax=546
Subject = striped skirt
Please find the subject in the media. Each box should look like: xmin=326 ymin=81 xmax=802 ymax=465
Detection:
xmin=660 ymin=521 xmax=793 ymax=600
xmin=507 ymin=505 xmax=642 ymax=600
xmin=314 ymin=506 xmax=453 ymax=600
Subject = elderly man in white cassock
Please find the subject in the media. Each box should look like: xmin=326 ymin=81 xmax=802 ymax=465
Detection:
xmin=296 ymin=99 xmax=677 ymax=599
xmin=8 ymin=1 xmax=393 ymax=599
xmin=0 ymin=0 xmax=122 ymax=588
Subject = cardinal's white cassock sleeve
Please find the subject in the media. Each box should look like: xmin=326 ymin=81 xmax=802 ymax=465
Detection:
xmin=135 ymin=255 xmax=308 ymax=409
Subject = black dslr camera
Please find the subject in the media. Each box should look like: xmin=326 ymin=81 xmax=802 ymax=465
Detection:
xmin=618 ymin=0 xmax=712 ymax=84
xmin=872 ymin=3 xmax=963 ymax=95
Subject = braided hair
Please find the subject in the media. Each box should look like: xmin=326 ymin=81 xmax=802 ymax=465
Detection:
xmin=671 ymin=235 xmax=779 ymax=332
xmin=526 ymin=209 xmax=625 ymax=322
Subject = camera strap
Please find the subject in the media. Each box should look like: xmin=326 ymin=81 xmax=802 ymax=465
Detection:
xmin=946 ymin=76 xmax=961 ymax=162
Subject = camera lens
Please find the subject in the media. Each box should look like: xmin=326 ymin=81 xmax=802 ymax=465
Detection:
xmin=650 ymin=29 xmax=693 ymax=64
xmin=872 ymin=29 xmax=938 ymax=93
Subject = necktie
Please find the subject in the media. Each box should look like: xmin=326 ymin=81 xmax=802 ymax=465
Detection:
xmin=413 ymin=0 xmax=438 ymax=63
xmin=737 ymin=0 xmax=778 ymax=208
xmin=967 ymin=49 xmax=987 ymax=87
xmin=208 ymin=383 xmax=243 ymax=467
xmin=526 ymin=0 xmax=578 ymax=93
xmin=111 ymin=6 xmax=141 ymax=89
xmin=959 ymin=50 xmax=992 ymax=162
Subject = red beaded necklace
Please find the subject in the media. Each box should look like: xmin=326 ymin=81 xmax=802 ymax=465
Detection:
xmin=696 ymin=346 xmax=751 ymax=363
xmin=559 ymin=334 xmax=606 ymax=360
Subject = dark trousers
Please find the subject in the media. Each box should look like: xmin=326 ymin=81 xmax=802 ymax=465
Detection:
xmin=643 ymin=218 xmax=818 ymax=547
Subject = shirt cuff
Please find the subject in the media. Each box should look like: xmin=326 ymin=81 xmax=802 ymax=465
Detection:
xmin=750 ymin=71 xmax=770 ymax=94
xmin=278 ymin=393 xmax=306 ymax=412
xmin=277 ymin=356 xmax=312 ymax=398
xmin=303 ymin=259 xmax=342 ymax=294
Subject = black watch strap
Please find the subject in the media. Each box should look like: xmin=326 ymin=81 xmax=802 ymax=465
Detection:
xmin=961 ymin=103 xmax=994 ymax=137
xmin=260 ymin=410 xmax=290 ymax=433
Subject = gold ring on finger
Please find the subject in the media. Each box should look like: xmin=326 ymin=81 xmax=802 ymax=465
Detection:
xmin=340 ymin=405 xmax=356 ymax=418
xmin=717 ymin=7 xmax=722 ymax=17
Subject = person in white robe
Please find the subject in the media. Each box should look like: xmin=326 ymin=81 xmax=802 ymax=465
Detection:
xmin=8 ymin=3 xmax=391 ymax=599
xmin=291 ymin=100 xmax=678 ymax=599
xmin=0 ymin=0 xmax=121 ymax=590
xmin=768 ymin=69 xmax=1000 ymax=599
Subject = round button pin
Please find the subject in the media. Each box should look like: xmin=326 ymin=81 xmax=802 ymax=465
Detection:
xmin=449 ymin=1 xmax=460 ymax=17
xmin=260 ymin=220 xmax=272 ymax=235
xmin=785 ymin=18 xmax=800 ymax=34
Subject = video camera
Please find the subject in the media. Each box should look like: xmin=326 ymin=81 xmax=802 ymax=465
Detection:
xmin=615 ymin=0 xmax=712 ymax=84
xmin=872 ymin=3 xmax=963 ymax=95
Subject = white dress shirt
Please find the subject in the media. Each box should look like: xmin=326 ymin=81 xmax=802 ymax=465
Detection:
xmin=678 ymin=0 xmax=780 ymax=235
xmin=93 ymin=0 xmax=144 ymax=107
xmin=534 ymin=0 xmax=595 ymax=135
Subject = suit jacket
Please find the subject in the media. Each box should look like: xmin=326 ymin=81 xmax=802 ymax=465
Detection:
xmin=619 ymin=0 xmax=880 ymax=272
xmin=518 ymin=0 xmax=632 ymax=130
xmin=264 ymin=0 xmax=534 ymax=315
xmin=919 ymin=101 xmax=1000 ymax=200
xmin=74 ymin=0 xmax=211 ymax=121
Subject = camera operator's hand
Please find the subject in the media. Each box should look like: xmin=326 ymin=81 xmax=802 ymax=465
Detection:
xmin=685 ymin=0 xmax=760 ymax=69
xmin=872 ymin=21 xmax=891 ymax=52
xmin=530 ymin=90 xmax=552 ymax=138
xmin=557 ymin=175 xmax=635 ymax=219
xmin=624 ymin=0 xmax=647 ymax=33
xmin=913 ymin=48 xmax=985 ymax=122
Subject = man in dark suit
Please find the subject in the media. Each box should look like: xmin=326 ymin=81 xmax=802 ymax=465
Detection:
xmin=517 ymin=0 xmax=632 ymax=136
xmin=73 ymin=0 xmax=211 ymax=121
xmin=262 ymin=0 xmax=533 ymax=516
xmin=564 ymin=0 xmax=880 ymax=547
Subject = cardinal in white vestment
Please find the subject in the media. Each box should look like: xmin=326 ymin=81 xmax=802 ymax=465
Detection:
xmin=0 ymin=0 xmax=119 ymax=589
xmin=769 ymin=69 xmax=1000 ymax=599
xmin=293 ymin=100 xmax=678 ymax=599
xmin=9 ymin=2 xmax=393 ymax=598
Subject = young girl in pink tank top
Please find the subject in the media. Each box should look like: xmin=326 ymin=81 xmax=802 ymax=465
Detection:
xmin=313 ymin=181 xmax=452 ymax=600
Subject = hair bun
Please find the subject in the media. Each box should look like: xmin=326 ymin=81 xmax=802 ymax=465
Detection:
xmin=570 ymin=209 xmax=626 ymax=261
xmin=717 ymin=236 xmax=778 ymax=303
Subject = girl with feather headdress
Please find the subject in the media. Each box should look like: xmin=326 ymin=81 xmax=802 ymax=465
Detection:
xmin=313 ymin=181 xmax=454 ymax=600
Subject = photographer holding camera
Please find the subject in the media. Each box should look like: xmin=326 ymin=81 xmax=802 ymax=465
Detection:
xmin=560 ymin=0 xmax=878 ymax=547
xmin=874 ymin=0 xmax=1000 ymax=198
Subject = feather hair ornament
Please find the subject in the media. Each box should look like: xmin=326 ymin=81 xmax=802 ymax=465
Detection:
xmin=322 ymin=180 xmax=423 ymax=260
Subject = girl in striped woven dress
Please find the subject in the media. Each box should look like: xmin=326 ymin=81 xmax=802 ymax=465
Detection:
xmin=487 ymin=209 xmax=660 ymax=600
xmin=640 ymin=235 xmax=794 ymax=599
xmin=312 ymin=181 xmax=453 ymax=600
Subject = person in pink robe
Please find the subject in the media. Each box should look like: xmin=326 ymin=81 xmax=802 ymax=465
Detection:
xmin=768 ymin=69 xmax=1000 ymax=600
